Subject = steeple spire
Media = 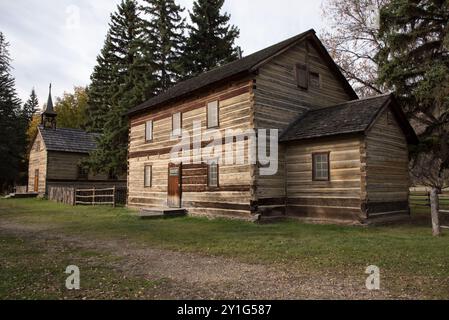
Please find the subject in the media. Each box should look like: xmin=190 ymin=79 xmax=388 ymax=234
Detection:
xmin=41 ymin=83 xmax=57 ymax=129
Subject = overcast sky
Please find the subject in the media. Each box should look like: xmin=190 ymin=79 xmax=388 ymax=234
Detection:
xmin=0 ymin=0 xmax=325 ymax=109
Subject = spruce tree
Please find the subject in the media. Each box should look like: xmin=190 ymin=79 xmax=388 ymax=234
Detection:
xmin=0 ymin=31 xmax=26 ymax=192
xmin=141 ymin=0 xmax=187 ymax=91
xmin=86 ymin=0 xmax=156 ymax=177
xmin=377 ymin=0 xmax=449 ymax=235
xmin=23 ymin=88 xmax=39 ymax=123
xmin=183 ymin=0 xmax=240 ymax=77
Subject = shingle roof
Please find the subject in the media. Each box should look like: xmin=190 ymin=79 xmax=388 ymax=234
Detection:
xmin=128 ymin=29 xmax=357 ymax=116
xmin=280 ymin=94 xmax=396 ymax=142
xmin=38 ymin=126 xmax=98 ymax=154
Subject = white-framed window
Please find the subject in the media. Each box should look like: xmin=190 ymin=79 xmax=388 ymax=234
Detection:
xmin=145 ymin=120 xmax=153 ymax=142
xmin=313 ymin=152 xmax=330 ymax=181
xmin=172 ymin=112 xmax=182 ymax=137
xmin=144 ymin=165 xmax=152 ymax=187
xmin=207 ymin=100 xmax=219 ymax=128
xmin=208 ymin=160 xmax=219 ymax=188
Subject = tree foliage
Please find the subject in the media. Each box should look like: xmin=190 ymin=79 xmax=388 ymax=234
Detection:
xmin=182 ymin=0 xmax=240 ymax=78
xmin=0 ymin=31 xmax=27 ymax=192
xmin=377 ymin=0 xmax=449 ymax=189
xmin=141 ymin=0 xmax=186 ymax=91
xmin=54 ymin=86 xmax=89 ymax=130
xmin=321 ymin=0 xmax=389 ymax=96
xmin=86 ymin=0 xmax=155 ymax=177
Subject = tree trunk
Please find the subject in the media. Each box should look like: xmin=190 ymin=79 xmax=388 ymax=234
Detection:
xmin=430 ymin=188 xmax=441 ymax=237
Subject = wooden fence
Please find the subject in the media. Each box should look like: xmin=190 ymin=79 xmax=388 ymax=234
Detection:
xmin=48 ymin=185 xmax=127 ymax=207
xmin=409 ymin=191 xmax=449 ymax=229
xmin=48 ymin=186 xmax=76 ymax=206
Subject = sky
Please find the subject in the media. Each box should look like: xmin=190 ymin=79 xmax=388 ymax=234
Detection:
xmin=0 ymin=0 xmax=326 ymax=109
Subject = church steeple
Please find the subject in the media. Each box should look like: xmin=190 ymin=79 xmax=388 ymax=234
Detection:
xmin=41 ymin=83 xmax=57 ymax=129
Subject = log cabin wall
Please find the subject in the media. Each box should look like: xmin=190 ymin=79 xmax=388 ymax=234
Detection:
xmin=284 ymin=135 xmax=364 ymax=223
xmin=363 ymin=108 xmax=410 ymax=217
xmin=128 ymin=78 xmax=256 ymax=219
xmin=28 ymin=132 xmax=47 ymax=194
xmin=46 ymin=151 xmax=110 ymax=182
xmin=253 ymin=39 xmax=354 ymax=215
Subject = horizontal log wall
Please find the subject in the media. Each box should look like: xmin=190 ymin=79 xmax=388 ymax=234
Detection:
xmin=128 ymin=79 xmax=255 ymax=219
xmin=364 ymin=108 xmax=410 ymax=216
xmin=284 ymin=136 xmax=364 ymax=222
xmin=47 ymin=151 xmax=110 ymax=181
xmin=254 ymin=39 xmax=354 ymax=213
xmin=28 ymin=132 xmax=47 ymax=194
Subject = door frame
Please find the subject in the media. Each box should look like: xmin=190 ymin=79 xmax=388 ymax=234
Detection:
xmin=167 ymin=163 xmax=182 ymax=208
xmin=34 ymin=169 xmax=39 ymax=193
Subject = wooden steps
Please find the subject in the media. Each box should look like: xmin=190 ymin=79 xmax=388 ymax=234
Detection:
xmin=4 ymin=193 xmax=39 ymax=199
xmin=139 ymin=208 xmax=187 ymax=220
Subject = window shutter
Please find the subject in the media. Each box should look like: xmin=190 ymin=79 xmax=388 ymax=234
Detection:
xmin=296 ymin=64 xmax=309 ymax=90
xmin=145 ymin=121 xmax=153 ymax=142
xmin=207 ymin=101 xmax=219 ymax=128
xmin=172 ymin=113 xmax=181 ymax=136
xmin=144 ymin=165 xmax=152 ymax=187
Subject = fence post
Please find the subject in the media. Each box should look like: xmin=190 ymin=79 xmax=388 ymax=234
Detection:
xmin=92 ymin=186 xmax=96 ymax=206
xmin=113 ymin=186 xmax=116 ymax=208
xmin=72 ymin=186 xmax=76 ymax=206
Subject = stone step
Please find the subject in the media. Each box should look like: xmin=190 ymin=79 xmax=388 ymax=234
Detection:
xmin=5 ymin=193 xmax=39 ymax=199
xmin=139 ymin=208 xmax=187 ymax=219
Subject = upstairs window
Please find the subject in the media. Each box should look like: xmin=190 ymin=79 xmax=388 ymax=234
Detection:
xmin=77 ymin=165 xmax=89 ymax=180
xmin=310 ymin=72 xmax=321 ymax=89
xmin=36 ymin=141 xmax=41 ymax=152
xmin=172 ymin=113 xmax=182 ymax=137
xmin=296 ymin=63 xmax=309 ymax=90
xmin=144 ymin=165 xmax=152 ymax=188
xmin=145 ymin=120 xmax=153 ymax=142
xmin=207 ymin=100 xmax=219 ymax=128
xmin=312 ymin=153 xmax=330 ymax=181
xmin=208 ymin=160 xmax=219 ymax=188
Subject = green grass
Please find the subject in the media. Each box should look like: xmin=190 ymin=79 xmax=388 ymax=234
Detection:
xmin=0 ymin=233 xmax=170 ymax=300
xmin=1 ymin=198 xmax=449 ymax=298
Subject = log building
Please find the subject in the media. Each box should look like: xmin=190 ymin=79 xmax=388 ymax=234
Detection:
xmin=127 ymin=29 xmax=418 ymax=224
xmin=28 ymin=85 xmax=125 ymax=195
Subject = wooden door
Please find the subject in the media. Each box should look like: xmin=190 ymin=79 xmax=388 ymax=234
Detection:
xmin=34 ymin=169 xmax=39 ymax=192
xmin=167 ymin=163 xmax=182 ymax=208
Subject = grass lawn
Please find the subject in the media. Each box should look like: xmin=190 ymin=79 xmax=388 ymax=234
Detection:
xmin=1 ymin=198 xmax=449 ymax=299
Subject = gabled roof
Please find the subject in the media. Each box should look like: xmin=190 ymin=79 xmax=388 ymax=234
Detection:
xmin=128 ymin=29 xmax=358 ymax=116
xmin=38 ymin=126 xmax=99 ymax=154
xmin=280 ymin=94 xmax=418 ymax=144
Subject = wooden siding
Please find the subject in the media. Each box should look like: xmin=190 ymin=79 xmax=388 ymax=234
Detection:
xmin=364 ymin=108 xmax=410 ymax=215
xmin=128 ymin=79 xmax=255 ymax=219
xmin=46 ymin=151 xmax=110 ymax=181
xmin=28 ymin=132 xmax=47 ymax=193
xmin=254 ymin=39 xmax=354 ymax=210
xmin=285 ymin=136 xmax=364 ymax=222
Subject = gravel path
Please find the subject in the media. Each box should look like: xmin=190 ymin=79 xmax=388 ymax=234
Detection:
xmin=0 ymin=220 xmax=414 ymax=300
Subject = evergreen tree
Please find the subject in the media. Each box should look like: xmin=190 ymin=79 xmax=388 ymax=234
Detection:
xmin=141 ymin=0 xmax=187 ymax=91
xmin=183 ymin=0 xmax=240 ymax=77
xmin=0 ymin=31 xmax=26 ymax=192
xmin=86 ymin=0 xmax=156 ymax=176
xmin=377 ymin=0 xmax=449 ymax=235
xmin=86 ymin=34 xmax=117 ymax=132
xmin=23 ymin=88 xmax=39 ymax=122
